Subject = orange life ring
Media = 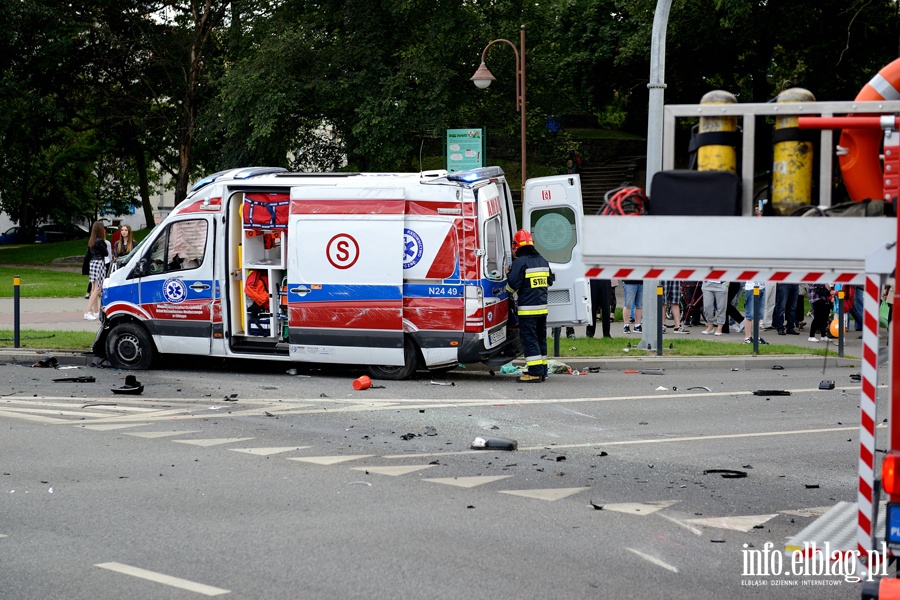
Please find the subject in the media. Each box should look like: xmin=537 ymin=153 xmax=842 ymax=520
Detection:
xmin=838 ymin=57 xmax=900 ymax=202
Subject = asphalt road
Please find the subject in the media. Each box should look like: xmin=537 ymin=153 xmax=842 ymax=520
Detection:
xmin=0 ymin=358 xmax=879 ymax=599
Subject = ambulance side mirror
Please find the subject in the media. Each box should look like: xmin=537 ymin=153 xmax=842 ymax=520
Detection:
xmin=133 ymin=258 xmax=148 ymax=278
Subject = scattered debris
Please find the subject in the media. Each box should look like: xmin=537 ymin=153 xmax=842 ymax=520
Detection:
xmin=347 ymin=481 xmax=372 ymax=486
xmin=655 ymin=386 xmax=668 ymax=391
xmin=850 ymin=373 xmax=862 ymax=381
xmin=703 ymin=469 xmax=748 ymax=479
xmin=772 ymin=365 xmax=784 ymax=370
xmin=286 ymin=368 xmax=297 ymax=375
xmin=687 ymin=386 xmax=712 ymax=392
xmin=32 ymin=357 xmax=58 ymax=368
xmin=424 ymin=426 xmax=438 ymax=436
xmin=471 ymin=436 xmax=518 ymax=451
xmin=751 ymin=390 xmax=791 ymax=396
xmin=590 ymin=500 xmax=603 ymax=510
xmin=112 ymin=375 xmax=143 ymax=395
xmin=352 ymin=376 xmax=372 ymax=390
xmin=53 ymin=376 xmax=95 ymax=383
xmin=499 ymin=363 xmax=521 ymax=375
xmin=642 ymin=369 xmax=665 ymax=375
xmin=624 ymin=369 xmax=639 ymax=374
xmin=805 ymin=484 xmax=820 ymax=489
xmin=400 ymin=433 xmax=418 ymax=440
xmin=430 ymin=380 xmax=455 ymax=386
xmin=597 ymin=451 xmax=609 ymax=457
xmin=818 ymin=380 xmax=835 ymax=390
xmin=710 ymin=538 xmax=726 ymax=543
xmin=586 ymin=367 xmax=601 ymax=373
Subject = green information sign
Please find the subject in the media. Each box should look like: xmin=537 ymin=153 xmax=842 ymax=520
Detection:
xmin=446 ymin=129 xmax=484 ymax=172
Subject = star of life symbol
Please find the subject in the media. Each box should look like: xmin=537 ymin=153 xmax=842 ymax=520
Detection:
xmin=403 ymin=228 xmax=423 ymax=269
xmin=163 ymin=278 xmax=188 ymax=304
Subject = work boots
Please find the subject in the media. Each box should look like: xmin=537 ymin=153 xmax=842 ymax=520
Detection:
xmin=517 ymin=373 xmax=543 ymax=383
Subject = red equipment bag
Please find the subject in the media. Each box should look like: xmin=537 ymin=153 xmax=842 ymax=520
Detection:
xmin=242 ymin=193 xmax=290 ymax=229
xmin=244 ymin=270 xmax=270 ymax=312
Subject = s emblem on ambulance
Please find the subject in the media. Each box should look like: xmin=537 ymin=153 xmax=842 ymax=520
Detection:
xmin=163 ymin=278 xmax=188 ymax=304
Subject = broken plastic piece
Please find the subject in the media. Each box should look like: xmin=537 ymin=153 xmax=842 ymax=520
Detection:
xmin=471 ymin=436 xmax=518 ymax=451
xmin=112 ymin=375 xmax=143 ymax=395
xmin=687 ymin=386 xmax=712 ymax=392
xmin=818 ymin=380 xmax=835 ymax=390
xmin=772 ymin=365 xmax=784 ymax=370
xmin=430 ymin=380 xmax=455 ymax=386
xmin=32 ymin=357 xmax=58 ymax=368
xmin=641 ymin=369 xmax=665 ymax=375
xmin=703 ymin=469 xmax=748 ymax=479
xmin=53 ymin=376 xmax=96 ymax=383
xmin=751 ymin=389 xmax=791 ymax=396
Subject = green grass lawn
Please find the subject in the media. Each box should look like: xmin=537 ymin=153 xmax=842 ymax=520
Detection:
xmin=0 ymin=329 xmax=95 ymax=351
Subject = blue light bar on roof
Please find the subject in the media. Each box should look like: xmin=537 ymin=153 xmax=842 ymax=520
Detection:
xmin=446 ymin=166 xmax=504 ymax=183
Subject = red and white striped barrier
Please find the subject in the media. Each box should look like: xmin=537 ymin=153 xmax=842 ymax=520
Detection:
xmin=858 ymin=275 xmax=881 ymax=569
xmin=584 ymin=267 xmax=863 ymax=285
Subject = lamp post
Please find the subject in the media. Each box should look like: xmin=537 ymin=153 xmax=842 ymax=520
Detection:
xmin=470 ymin=25 xmax=526 ymax=192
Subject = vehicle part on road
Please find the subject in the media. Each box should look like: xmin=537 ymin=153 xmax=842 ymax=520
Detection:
xmin=352 ymin=375 xmax=372 ymax=390
xmin=703 ymin=469 xmax=748 ymax=479
xmin=590 ymin=500 xmax=604 ymax=510
xmin=687 ymin=386 xmax=712 ymax=392
xmin=819 ymin=380 xmax=836 ymax=390
xmin=429 ymin=380 xmax=455 ymax=386
xmin=772 ymin=365 xmax=784 ymax=370
xmin=641 ymin=368 xmax=665 ymax=375
xmin=471 ymin=436 xmax=518 ymax=451
xmin=32 ymin=356 xmax=58 ymax=368
xmin=112 ymin=375 xmax=143 ymax=395
xmin=53 ymin=376 xmax=96 ymax=383
xmin=105 ymin=323 xmax=156 ymax=370
xmin=751 ymin=389 xmax=791 ymax=396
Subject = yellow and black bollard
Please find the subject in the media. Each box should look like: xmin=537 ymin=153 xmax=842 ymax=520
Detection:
xmin=772 ymin=87 xmax=816 ymax=215
xmin=697 ymin=90 xmax=738 ymax=172
xmin=13 ymin=275 xmax=20 ymax=348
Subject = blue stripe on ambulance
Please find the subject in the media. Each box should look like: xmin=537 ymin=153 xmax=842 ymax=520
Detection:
xmin=286 ymin=284 xmax=402 ymax=303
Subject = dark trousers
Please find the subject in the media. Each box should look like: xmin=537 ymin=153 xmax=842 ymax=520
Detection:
xmin=586 ymin=279 xmax=612 ymax=337
xmin=682 ymin=281 xmax=703 ymax=325
xmin=851 ymin=285 xmax=864 ymax=331
xmin=773 ymin=283 xmax=799 ymax=330
xmin=520 ymin=314 xmax=548 ymax=376
xmin=810 ymin=299 xmax=830 ymax=337
xmin=722 ymin=282 xmax=745 ymax=334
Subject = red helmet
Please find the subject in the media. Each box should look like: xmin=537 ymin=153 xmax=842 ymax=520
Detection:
xmin=513 ymin=229 xmax=534 ymax=250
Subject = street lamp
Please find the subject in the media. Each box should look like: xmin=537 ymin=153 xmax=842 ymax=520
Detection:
xmin=470 ymin=25 xmax=526 ymax=192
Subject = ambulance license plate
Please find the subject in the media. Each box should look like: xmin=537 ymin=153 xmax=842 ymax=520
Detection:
xmin=489 ymin=327 xmax=506 ymax=346
xmin=887 ymin=503 xmax=900 ymax=549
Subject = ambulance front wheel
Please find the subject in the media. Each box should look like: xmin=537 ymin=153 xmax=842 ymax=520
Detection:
xmin=368 ymin=337 xmax=419 ymax=380
xmin=106 ymin=323 xmax=156 ymax=370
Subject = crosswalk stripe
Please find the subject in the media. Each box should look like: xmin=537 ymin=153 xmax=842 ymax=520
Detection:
xmin=498 ymin=487 xmax=589 ymax=501
xmin=229 ymin=447 xmax=311 ymax=456
xmin=599 ymin=500 xmax=680 ymax=516
xmin=350 ymin=465 xmax=435 ymax=476
xmin=423 ymin=476 xmax=513 ymax=488
xmin=683 ymin=514 xmax=778 ymax=532
xmin=76 ymin=424 xmax=146 ymax=431
xmin=172 ymin=437 xmax=254 ymax=447
xmin=780 ymin=506 xmax=831 ymax=518
xmin=125 ymin=431 xmax=201 ymax=439
xmin=286 ymin=455 xmax=373 ymax=465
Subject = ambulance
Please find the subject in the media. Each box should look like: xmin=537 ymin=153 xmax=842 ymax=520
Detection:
xmin=93 ymin=166 xmax=590 ymax=379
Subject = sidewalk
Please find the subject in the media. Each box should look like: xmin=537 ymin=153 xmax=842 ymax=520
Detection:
xmin=0 ymin=297 xmax=875 ymax=371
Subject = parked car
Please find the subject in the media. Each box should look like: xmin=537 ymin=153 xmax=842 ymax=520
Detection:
xmin=38 ymin=223 xmax=89 ymax=243
xmin=0 ymin=226 xmax=36 ymax=245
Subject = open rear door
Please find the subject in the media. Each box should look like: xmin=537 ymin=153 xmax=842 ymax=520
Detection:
xmin=522 ymin=174 xmax=590 ymax=326
xmin=287 ymin=186 xmax=405 ymax=366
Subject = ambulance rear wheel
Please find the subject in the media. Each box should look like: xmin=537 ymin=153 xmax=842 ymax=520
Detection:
xmin=106 ymin=323 xmax=155 ymax=370
xmin=368 ymin=337 xmax=418 ymax=380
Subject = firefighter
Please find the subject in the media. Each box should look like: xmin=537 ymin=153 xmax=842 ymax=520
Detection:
xmin=507 ymin=229 xmax=553 ymax=383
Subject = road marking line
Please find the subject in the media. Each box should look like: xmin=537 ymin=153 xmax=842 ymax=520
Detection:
xmin=0 ymin=409 xmax=69 ymax=424
xmin=77 ymin=424 xmax=146 ymax=431
xmin=286 ymin=455 xmax=374 ymax=465
xmin=600 ymin=500 xmax=679 ymax=516
xmin=95 ymin=562 xmax=229 ymax=596
xmin=229 ymin=447 xmax=311 ymax=456
xmin=423 ymin=475 xmax=513 ymax=488
xmin=683 ymin=514 xmax=778 ymax=532
xmin=657 ymin=513 xmax=702 ymax=536
xmin=126 ymin=431 xmax=202 ymax=439
xmin=172 ymin=437 xmax=254 ymax=447
xmin=350 ymin=465 xmax=435 ymax=476
xmin=498 ymin=487 xmax=589 ymax=501
xmin=780 ymin=506 xmax=831 ymax=518
xmin=626 ymin=548 xmax=679 ymax=573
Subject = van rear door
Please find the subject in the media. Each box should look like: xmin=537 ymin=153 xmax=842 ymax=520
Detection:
xmin=521 ymin=174 xmax=590 ymax=326
xmin=475 ymin=182 xmax=509 ymax=348
xmin=287 ymin=186 xmax=405 ymax=366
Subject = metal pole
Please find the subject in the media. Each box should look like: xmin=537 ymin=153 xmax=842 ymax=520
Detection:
xmin=645 ymin=0 xmax=672 ymax=196
xmin=656 ymin=285 xmax=663 ymax=356
xmin=13 ymin=275 xmax=20 ymax=348
xmin=838 ymin=289 xmax=845 ymax=357
xmin=552 ymin=326 xmax=560 ymax=357
xmin=752 ymin=285 xmax=760 ymax=354
xmin=519 ymin=25 xmax=527 ymax=191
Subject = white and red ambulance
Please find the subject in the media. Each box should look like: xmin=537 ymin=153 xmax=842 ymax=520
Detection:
xmin=93 ymin=166 xmax=590 ymax=378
